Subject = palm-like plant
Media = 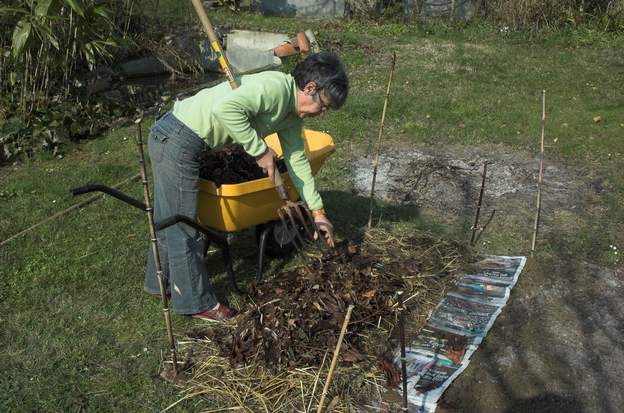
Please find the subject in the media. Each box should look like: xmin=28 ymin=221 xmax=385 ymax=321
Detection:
xmin=1 ymin=0 xmax=117 ymax=112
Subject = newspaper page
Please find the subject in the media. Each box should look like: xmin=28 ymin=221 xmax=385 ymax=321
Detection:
xmin=394 ymin=255 xmax=527 ymax=412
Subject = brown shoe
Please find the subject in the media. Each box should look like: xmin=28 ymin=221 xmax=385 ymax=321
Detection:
xmin=191 ymin=303 xmax=233 ymax=321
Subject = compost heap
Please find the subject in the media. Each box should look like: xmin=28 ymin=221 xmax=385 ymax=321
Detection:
xmin=211 ymin=235 xmax=465 ymax=369
xmin=199 ymin=143 xmax=287 ymax=186
xmin=180 ymin=231 xmax=467 ymax=411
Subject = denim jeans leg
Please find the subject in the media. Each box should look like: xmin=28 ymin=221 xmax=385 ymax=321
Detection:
xmin=144 ymin=113 xmax=218 ymax=314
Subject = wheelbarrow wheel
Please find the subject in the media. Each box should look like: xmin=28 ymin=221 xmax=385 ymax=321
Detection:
xmin=255 ymin=220 xmax=297 ymax=257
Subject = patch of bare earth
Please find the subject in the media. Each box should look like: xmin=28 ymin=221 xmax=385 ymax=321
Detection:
xmin=351 ymin=144 xmax=604 ymax=236
xmin=352 ymin=145 xmax=623 ymax=412
xmin=438 ymin=260 xmax=624 ymax=413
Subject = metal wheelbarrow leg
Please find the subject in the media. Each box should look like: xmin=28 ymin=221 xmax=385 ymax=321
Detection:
xmin=70 ymin=185 xmax=245 ymax=294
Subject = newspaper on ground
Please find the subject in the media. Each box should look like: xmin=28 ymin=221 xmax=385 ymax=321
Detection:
xmin=393 ymin=255 xmax=527 ymax=412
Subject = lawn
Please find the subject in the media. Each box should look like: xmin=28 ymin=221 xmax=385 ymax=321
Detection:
xmin=1 ymin=6 xmax=623 ymax=412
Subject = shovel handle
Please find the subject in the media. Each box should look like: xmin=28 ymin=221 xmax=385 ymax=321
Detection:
xmin=190 ymin=0 xmax=238 ymax=90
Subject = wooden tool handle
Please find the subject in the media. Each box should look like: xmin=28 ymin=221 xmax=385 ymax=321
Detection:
xmin=273 ymin=169 xmax=289 ymax=201
xmin=190 ymin=0 xmax=238 ymax=90
xmin=190 ymin=0 xmax=292 ymax=205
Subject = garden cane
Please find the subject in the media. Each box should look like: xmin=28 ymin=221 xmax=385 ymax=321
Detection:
xmin=367 ymin=52 xmax=397 ymax=229
xmin=190 ymin=0 xmax=318 ymax=248
xmin=136 ymin=119 xmax=178 ymax=375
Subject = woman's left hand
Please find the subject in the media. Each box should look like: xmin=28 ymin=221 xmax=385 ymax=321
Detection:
xmin=313 ymin=214 xmax=335 ymax=248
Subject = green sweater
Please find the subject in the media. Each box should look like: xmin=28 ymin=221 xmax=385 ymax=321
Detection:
xmin=172 ymin=71 xmax=322 ymax=211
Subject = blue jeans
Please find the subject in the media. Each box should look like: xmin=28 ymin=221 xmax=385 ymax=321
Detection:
xmin=144 ymin=112 xmax=218 ymax=314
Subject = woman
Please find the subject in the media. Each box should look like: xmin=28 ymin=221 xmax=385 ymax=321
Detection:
xmin=144 ymin=52 xmax=349 ymax=320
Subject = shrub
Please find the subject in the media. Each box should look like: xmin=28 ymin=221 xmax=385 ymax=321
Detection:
xmin=481 ymin=0 xmax=624 ymax=30
xmin=0 ymin=0 xmax=120 ymax=162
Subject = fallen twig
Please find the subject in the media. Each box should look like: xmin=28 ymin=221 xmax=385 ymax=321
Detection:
xmin=0 ymin=173 xmax=140 ymax=248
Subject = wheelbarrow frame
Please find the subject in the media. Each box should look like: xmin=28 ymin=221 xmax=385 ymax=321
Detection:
xmin=70 ymin=130 xmax=335 ymax=293
xmin=69 ymin=184 xmax=300 ymax=293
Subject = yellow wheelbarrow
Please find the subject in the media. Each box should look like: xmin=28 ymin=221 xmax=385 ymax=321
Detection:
xmin=70 ymin=128 xmax=335 ymax=293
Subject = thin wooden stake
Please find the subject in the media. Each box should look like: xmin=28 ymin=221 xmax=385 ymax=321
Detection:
xmin=398 ymin=293 xmax=409 ymax=412
xmin=470 ymin=161 xmax=488 ymax=246
xmin=315 ymin=305 xmax=355 ymax=413
xmin=367 ymin=52 xmax=397 ymax=229
xmin=531 ymin=90 xmax=546 ymax=257
xmin=135 ymin=119 xmax=178 ymax=375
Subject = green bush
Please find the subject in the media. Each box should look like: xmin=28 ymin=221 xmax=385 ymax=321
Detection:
xmin=0 ymin=0 xmax=121 ymax=162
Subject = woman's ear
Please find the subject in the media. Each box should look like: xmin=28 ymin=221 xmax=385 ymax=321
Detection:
xmin=303 ymin=81 xmax=318 ymax=96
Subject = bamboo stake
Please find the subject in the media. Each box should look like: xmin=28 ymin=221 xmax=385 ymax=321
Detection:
xmin=531 ymin=90 xmax=546 ymax=257
xmin=135 ymin=119 xmax=179 ymax=375
xmin=367 ymin=52 xmax=397 ymax=229
xmin=470 ymin=161 xmax=488 ymax=246
xmin=398 ymin=293 xmax=408 ymax=412
xmin=315 ymin=305 xmax=355 ymax=413
xmin=473 ymin=209 xmax=496 ymax=246
xmin=0 ymin=174 xmax=140 ymax=248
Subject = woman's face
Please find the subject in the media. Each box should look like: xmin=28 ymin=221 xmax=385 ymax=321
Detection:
xmin=296 ymin=82 xmax=331 ymax=119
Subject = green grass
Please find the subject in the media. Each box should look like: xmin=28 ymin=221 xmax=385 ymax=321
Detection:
xmin=2 ymin=9 xmax=624 ymax=411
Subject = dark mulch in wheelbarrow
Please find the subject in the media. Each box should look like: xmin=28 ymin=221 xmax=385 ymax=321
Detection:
xmin=204 ymin=233 xmax=469 ymax=370
xmin=199 ymin=144 xmax=287 ymax=186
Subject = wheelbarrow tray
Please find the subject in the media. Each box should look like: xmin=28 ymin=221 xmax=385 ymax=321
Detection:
xmin=197 ymin=129 xmax=335 ymax=232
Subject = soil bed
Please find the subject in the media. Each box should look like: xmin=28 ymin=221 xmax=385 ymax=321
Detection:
xmin=351 ymin=145 xmax=602 ymax=219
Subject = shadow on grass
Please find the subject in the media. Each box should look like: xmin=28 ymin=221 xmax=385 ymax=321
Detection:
xmin=205 ymin=189 xmax=432 ymax=300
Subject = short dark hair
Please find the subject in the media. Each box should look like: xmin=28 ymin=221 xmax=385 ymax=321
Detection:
xmin=292 ymin=52 xmax=349 ymax=109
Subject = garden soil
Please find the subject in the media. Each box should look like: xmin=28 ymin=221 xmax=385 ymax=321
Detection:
xmin=437 ymin=259 xmax=624 ymax=413
xmin=352 ymin=144 xmax=624 ymax=413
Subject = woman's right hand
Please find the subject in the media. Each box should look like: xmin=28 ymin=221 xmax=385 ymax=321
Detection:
xmin=255 ymin=147 xmax=278 ymax=184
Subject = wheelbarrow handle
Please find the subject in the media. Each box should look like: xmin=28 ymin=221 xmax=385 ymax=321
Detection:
xmin=154 ymin=214 xmax=223 ymax=240
xmin=70 ymin=184 xmax=147 ymax=211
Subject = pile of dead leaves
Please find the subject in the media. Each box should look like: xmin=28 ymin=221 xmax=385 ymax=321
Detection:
xmin=216 ymin=233 xmax=467 ymax=370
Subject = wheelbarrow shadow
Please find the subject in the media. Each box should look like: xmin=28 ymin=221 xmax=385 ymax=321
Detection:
xmin=208 ymin=189 xmax=425 ymax=297
xmin=323 ymin=189 xmax=425 ymax=244
xmin=69 ymin=184 xmax=426 ymax=300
